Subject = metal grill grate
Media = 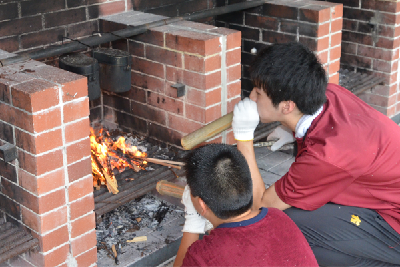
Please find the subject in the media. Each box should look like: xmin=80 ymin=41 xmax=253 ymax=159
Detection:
xmin=94 ymin=163 xmax=185 ymax=223
xmin=0 ymin=219 xmax=39 ymax=264
xmin=339 ymin=69 xmax=385 ymax=96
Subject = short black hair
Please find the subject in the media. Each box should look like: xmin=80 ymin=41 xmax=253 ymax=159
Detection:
xmin=250 ymin=42 xmax=327 ymax=114
xmin=184 ymin=144 xmax=253 ymax=220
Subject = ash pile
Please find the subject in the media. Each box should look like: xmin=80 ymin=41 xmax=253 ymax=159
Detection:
xmin=96 ymin=194 xmax=185 ymax=265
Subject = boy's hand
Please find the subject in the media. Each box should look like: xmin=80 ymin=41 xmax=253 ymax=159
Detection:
xmin=232 ymin=98 xmax=260 ymax=141
xmin=181 ymin=185 xmax=213 ymax=234
xmin=267 ymin=125 xmax=295 ymax=151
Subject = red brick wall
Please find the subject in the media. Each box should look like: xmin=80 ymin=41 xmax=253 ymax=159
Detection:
xmin=324 ymin=0 xmax=400 ymax=117
xmin=0 ymin=53 xmax=96 ymax=267
xmin=215 ymin=0 xmax=343 ymax=96
xmin=130 ymin=0 xmax=215 ymax=22
xmin=96 ymin=12 xmax=242 ymax=147
xmin=0 ymin=0 xmax=217 ymax=55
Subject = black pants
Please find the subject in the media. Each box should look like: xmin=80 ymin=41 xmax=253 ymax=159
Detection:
xmin=284 ymin=204 xmax=400 ymax=266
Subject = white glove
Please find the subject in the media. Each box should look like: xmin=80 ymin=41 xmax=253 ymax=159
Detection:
xmin=232 ymin=98 xmax=260 ymax=141
xmin=267 ymin=125 xmax=295 ymax=151
xmin=181 ymin=185 xmax=213 ymax=234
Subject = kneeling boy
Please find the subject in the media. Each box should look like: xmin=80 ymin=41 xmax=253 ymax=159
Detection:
xmin=174 ymin=143 xmax=318 ymax=267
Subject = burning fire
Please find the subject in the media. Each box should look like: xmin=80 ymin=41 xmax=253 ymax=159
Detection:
xmin=90 ymin=127 xmax=148 ymax=194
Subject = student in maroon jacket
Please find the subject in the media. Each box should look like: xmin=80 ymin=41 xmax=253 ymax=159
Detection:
xmin=232 ymin=42 xmax=400 ymax=266
xmin=173 ymin=143 xmax=318 ymax=267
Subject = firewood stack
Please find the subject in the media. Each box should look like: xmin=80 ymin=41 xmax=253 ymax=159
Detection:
xmin=90 ymin=127 xmax=184 ymax=195
xmin=90 ymin=128 xmax=148 ymax=194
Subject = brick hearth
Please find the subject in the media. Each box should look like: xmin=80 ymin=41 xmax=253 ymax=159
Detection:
xmin=93 ymin=11 xmax=242 ymax=147
xmin=0 ymin=15 xmax=242 ymax=267
xmin=0 ymin=51 xmax=96 ymax=266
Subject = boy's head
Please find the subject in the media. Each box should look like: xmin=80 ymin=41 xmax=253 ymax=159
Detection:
xmin=250 ymin=42 xmax=327 ymax=115
xmin=184 ymin=144 xmax=253 ymax=220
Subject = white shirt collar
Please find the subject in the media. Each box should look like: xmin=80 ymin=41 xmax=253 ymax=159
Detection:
xmin=295 ymin=106 xmax=323 ymax=138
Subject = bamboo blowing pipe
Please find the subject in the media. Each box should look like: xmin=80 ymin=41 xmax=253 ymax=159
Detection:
xmin=181 ymin=112 xmax=233 ymax=150
xmin=156 ymin=180 xmax=185 ymax=199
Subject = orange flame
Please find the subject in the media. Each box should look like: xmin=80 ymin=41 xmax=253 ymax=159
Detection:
xmin=90 ymin=127 xmax=147 ymax=193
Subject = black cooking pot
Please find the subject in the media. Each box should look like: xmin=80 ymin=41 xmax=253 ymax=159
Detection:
xmin=59 ymin=53 xmax=101 ymax=101
xmin=92 ymin=48 xmax=132 ymax=93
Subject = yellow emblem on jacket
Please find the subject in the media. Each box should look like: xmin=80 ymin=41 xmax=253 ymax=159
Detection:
xmin=351 ymin=215 xmax=361 ymax=226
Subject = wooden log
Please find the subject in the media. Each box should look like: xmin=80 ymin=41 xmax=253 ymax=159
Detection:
xmin=181 ymin=112 xmax=233 ymax=150
xmin=103 ymin=169 xmax=119 ymax=194
xmin=132 ymin=164 xmax=141 ymax=172
xmin=111 ymin=245 xmax=117 ymax=257
xmin=156 ymin=180 xmax=185 ymax=199
xmin=127 ymin=236 xmax=147 ymax=243
xmin=146 ymin=158 xmax=185 ymax=166
xmin=91 ymin=154 xmax=118 ymax=193
xmin=91 ymin=155 xmax=106 ymax=186
xmin=145 ymin=158 xmax=184 ymax=169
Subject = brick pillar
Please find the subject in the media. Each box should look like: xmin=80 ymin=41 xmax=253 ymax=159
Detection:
xmin=259 ymin=1 xmax=343 ymax=84
xmin=215 ymin=0 xmax=343 ymax=95
xmin=298 ymin=3 xmax=343 ymax=84
xmin=100 ymin=12 xmax=242 ymax=147
xmin=338 ymin=0 xmax=400 ymax=118
xmin=0 ymin=53 xmax=97 ymax=266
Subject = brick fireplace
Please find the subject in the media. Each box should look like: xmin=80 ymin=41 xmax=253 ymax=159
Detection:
xmin=0 ymin=10 xmax=242 ymax=267
xmin=213 ymin=0 xmax=400 ymax=118
xmin=0 ymin=0 xmax=399 ymax=266
xmin=94 ymin=11 xmax=242 ymax=147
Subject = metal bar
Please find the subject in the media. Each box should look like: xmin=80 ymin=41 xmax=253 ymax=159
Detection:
xmin=0 ymin=0 xmax=267 ymax=67
xmin=0 ymin=231 xmax=26 ymax=250
xmin=0 ymin=238 xmax=38 ymax=264
xmin=0 ymin=226 xmax=19 ymax=241
xmin=95 ymin=166 xmax=179 ymax=208
xmin=0 ymin=222 xmax=12 ymax=231
xmin=96 ymin=183 xmax=161 ymax=222
xmin=94 ymin=167 xmax=168 ymax=203
xmin=352 ymin=77 xmax=385 ymax=96
xmin=0 ymin=234 xmax=33 ymax=255
xmin=351 ymin=75 xmax=376 ymax=91
xmin=95 ymin=167 xmax=182 ymax=220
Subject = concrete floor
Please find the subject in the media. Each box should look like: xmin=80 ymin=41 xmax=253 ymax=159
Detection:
xmin=157 ymin=257 xmax=175 ymax=267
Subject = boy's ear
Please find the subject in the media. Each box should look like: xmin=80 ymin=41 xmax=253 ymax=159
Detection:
xmin=198 ymin=198 xmax=209 ymax=217
xmin=280 ymin=100 xmax=296 ymax=115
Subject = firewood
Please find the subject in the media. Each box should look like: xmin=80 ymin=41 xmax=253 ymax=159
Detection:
xmin=103 ymin=169 xmax=119 ymax=194
xmin=127 ymin=236 xmax=147 ymax=243
xmin=111 ymin=244 xmax=117 ymax=257
xmin=144 ymin=158 xmax=184 ymax=169
xmin=156 ymin=180 xmax=185 ymax=199
xmin=132 ymin=164 xmax=141 ymax=172
xmin=92 ymin=152 xmax=119 ymax=194
xmin=93 ymin=179 xmax=101 ymax=190
xmin=111 ymin=244 xmax=119 ymax=265
xmin=147 ymin=158 xmax=185 ymax=166
xmin=92 ymin=156 xmax=106 ymax=187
